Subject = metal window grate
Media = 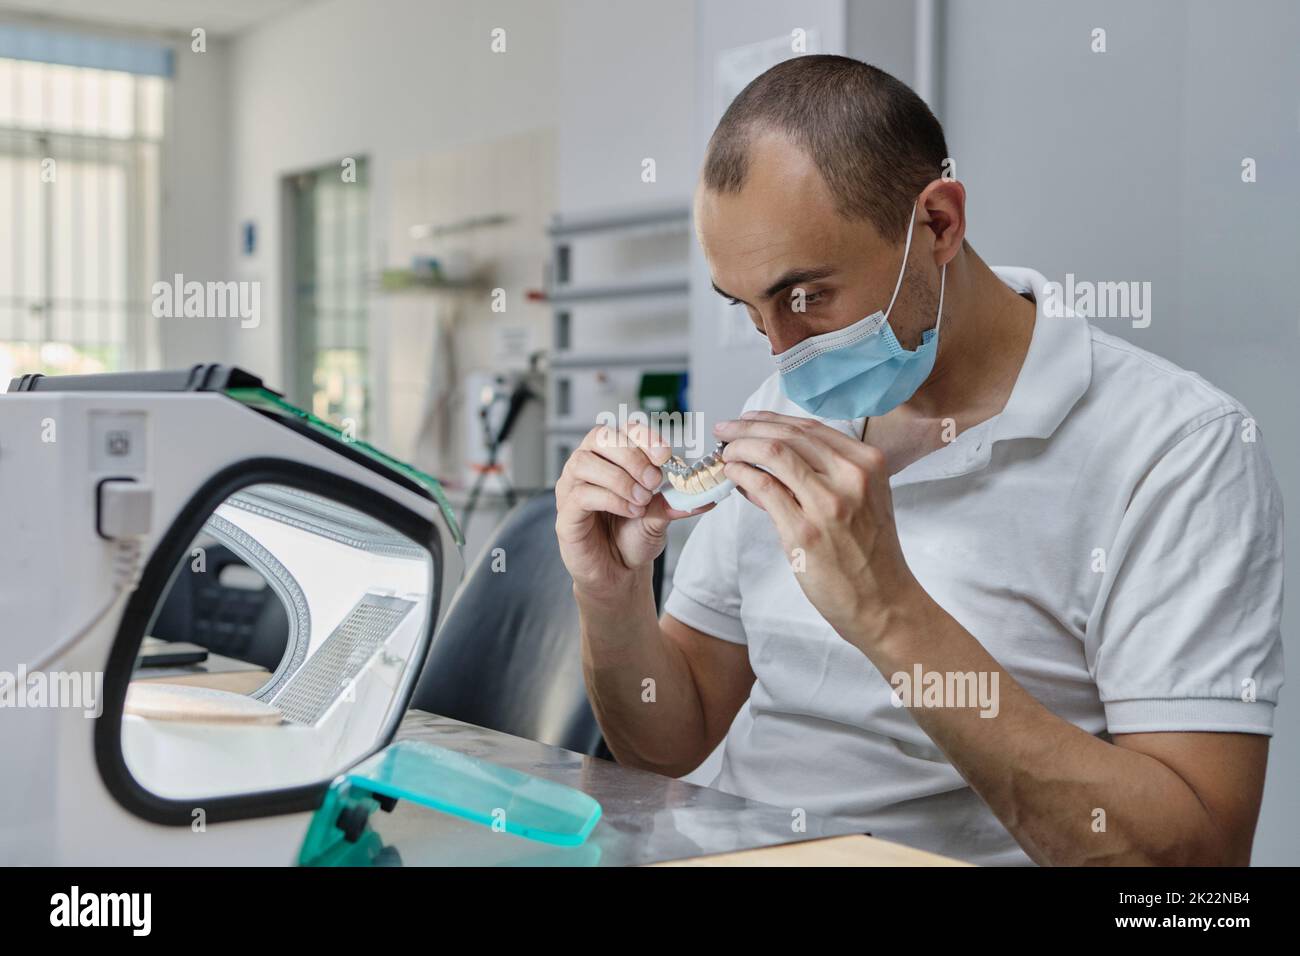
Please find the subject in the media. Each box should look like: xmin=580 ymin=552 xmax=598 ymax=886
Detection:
xmin=0 ymin=56 xmax=167 ymax=380
xmin=272 ymin=594 xmax=415 ymax=726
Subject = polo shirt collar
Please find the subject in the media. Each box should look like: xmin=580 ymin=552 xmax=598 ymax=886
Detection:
xmin=810 ymin=265 xmax=1093 ymax=472
xmin=883 ymin=265 xmax=1093 ymax=487
xmin=987 ymin=265 xmax=1093 ymax=445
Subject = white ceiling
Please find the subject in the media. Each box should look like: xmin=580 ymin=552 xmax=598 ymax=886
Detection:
xmin=0 ymin=0 xmax=317 ymax=37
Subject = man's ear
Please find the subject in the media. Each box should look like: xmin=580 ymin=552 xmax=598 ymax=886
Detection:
xmin=919 ymin=179 xmax=966 ymax=266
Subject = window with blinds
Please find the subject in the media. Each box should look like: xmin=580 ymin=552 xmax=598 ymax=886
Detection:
xmin=0 ymin=29 xmax=168 ymax=383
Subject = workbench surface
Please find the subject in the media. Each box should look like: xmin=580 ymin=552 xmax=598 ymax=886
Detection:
xmin=386 ymin=710 xmax=964 ymax=866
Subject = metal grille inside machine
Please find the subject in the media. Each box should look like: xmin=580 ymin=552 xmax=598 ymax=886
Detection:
xmin=272 ymin=594 xmax=416 ymax=725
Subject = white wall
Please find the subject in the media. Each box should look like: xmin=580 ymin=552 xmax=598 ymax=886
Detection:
xmin=222 ymin=0 xmax=697 ymax=450
xmin=223 ymin=0 xmax=562 ymax=394
xmin=845 ymin=0 xmax=917 ymax=99
xmin=380 ymin=128 xmax=556 ymax=476
xmin=940 ymin=0 xmax=1300 ymax=865
xmin=158 ymin=31 xmax=231 ymax=368
xmin=556 ymin=0 xmax=695 ymax=214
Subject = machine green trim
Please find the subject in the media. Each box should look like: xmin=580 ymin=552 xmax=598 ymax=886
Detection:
xmin=225 ymin=386 xmax=464 ymax=545
xmin=298 ymin=740 xmax=603 ymax=866
xmin=297 ymin=781 xmax=392 ymax=867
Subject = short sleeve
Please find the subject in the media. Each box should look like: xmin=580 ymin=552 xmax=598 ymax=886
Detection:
xmin=663 ymin=490 xmax=747 ymax=644
xmin=1089 ymin=409 xmax=1284 ymax=735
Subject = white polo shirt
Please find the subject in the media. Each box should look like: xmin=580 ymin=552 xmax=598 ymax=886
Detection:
xmin=664 ymin=265 xmax=1285 ymax=866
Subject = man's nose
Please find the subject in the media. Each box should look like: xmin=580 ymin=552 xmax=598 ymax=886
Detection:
xmin=764 ymin=320 xmax=807 ymax=356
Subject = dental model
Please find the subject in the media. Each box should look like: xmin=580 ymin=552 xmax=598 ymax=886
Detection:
xmin=660 ymin=441 xmax=736 ymax=511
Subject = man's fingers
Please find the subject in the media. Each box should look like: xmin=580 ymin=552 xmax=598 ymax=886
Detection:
xmin=562 ymin=481 xmax=648 ymax=522
xmin=623 ymin=419 xmax=674 ymax=467
xmin=729 ymin=410 xmax=864 ymax=456
xmin=723 ymin=460 xmax=802 ymax=533
xmin=580 ymin=420 xmax=671 ymax=465
xmin=715 ymin=421 xmax=837 ymax=473
xmin=561 ymin=420 xmax=722 ymax=538
xmin=567 ymin=449 xmax=654 ymax=506
xmin=580 ymin=425 xmax=666 ymax=492
xmin=721 ymin=436 xmax=828 ymax=510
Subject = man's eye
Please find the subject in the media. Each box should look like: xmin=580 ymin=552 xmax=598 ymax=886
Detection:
xmin=792 ymin=290 xmax=825 ymax=307
xmin=726 ymin=296 xmax=741 ymax=306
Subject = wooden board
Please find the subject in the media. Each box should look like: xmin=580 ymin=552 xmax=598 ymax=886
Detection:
xmin=135 ymin=669 xmax=271 ymax=696
xmin=652 ymin=834 xmax=969 ymax=867
xmin=125 ymin=681 xmax=284 ymax=725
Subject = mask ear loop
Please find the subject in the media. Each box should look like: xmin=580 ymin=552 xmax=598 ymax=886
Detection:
xmin=882 ymin=205 xmax=918 ymax=320
xmin=885 ymin=202 xmax=948 ymax=342
xmin=932 ymin=262 xmax=947 ymax=339
xmin=858 ymin=207 xmax=921 ymax=434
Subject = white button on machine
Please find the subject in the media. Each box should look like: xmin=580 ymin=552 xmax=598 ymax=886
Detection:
xmin=90 ymin=410 xmax=148 ymax=475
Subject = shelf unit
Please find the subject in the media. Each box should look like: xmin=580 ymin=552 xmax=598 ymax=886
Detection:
xmin=544 ymin=203 xmax=692 ymax=482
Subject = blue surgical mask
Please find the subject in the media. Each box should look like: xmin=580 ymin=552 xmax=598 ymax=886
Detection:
xmin=774 ymin=202 xmax=946 ymax=420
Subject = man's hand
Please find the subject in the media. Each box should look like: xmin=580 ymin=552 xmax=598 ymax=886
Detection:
xmin=556 ymin=421 xmax=713 ymax=603
xmin=715 ymin=410 xmax=919 ymax=645
xmin=560 ymin=422 xmax=750 ymax=778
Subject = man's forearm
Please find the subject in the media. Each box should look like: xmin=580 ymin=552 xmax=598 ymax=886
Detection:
xmin=851 ymin=589 xmax=1242 ymax=865
xmin=577 ymin=572 xmax=710 ymax=777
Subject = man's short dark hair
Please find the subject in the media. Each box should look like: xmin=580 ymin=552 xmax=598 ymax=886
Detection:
xmin=703 ymin=55 xmax=948 ymax=242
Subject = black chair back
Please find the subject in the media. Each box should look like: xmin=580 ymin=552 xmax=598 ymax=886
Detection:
xmin=411 ymin=491 xmax=662 ymax=757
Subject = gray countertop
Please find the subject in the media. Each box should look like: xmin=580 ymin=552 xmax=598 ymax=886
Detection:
xmin=382 ymin=709 xmax=865 ymax=866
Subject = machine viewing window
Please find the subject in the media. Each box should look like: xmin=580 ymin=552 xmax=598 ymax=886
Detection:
xmin=117 ymin=476 xmax=438 ymax=809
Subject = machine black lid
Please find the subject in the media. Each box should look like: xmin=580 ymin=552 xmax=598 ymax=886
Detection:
xmin=7 ymin=364 xmax=271 ymax=394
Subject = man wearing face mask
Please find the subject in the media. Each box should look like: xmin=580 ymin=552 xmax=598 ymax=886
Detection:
xmin=554 ymin=55 xmax=1283 ymax=866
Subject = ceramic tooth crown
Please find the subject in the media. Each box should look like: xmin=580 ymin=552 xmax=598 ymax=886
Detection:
xmin=659 ymin=441 xmax=737 ymax=511
xmin=664 ymin=441 xmax=727 ymax=492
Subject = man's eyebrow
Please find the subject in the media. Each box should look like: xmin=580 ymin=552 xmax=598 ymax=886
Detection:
xmin=710 ymin=268 xmax=837 ymax=304
xmin=761 ymin=267 xmax=835 ymax=300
